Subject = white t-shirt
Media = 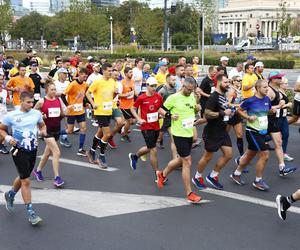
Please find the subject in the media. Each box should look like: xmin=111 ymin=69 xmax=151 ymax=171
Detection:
xmin=54 ymin=80 xmax=70 ymax=95
xmin=228 ymin=68 xmax=244 ymax=80
xmin=132 ymin=67 xmax=143 ymax=94
xmin=86 ymin=72 xmax=102 ymax=86
xmin=0 ymin=89 xmax=8 ymax=122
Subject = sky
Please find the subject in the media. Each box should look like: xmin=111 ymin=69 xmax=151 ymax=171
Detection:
xmin=119 ymin=0 xmax=192 ymax=9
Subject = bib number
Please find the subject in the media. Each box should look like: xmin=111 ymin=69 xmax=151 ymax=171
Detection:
xmin=258 ymin=116 xmax=268 ymax=128
xmin=210 ymin=86 xmax=215 ymax=93
xmin=48 ymin=107 xmax=61 ymax=118
xmin=223 ymin=115 xmax=229 ymax=122
xmin=103 ymin=101 xmax=113 ymax=110
xmin=73 ymin=103 xmax=83 ymax=112
xmin=282 ymin=109 xmax=287 ymax=117
xmin=147 ymin=112 xmax=158 ymax=123
xmin=182 ymin=117 xmax=194 ymax=129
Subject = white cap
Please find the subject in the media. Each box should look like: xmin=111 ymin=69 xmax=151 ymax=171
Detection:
xmin=254 ymin=61 xmax=264 ymax=68
xmin=146 ymin=77 xmax=158 ymax=85
xmin=220 ymin=56 xmax=229 ymax=61
xmin=87 ymin=56 xmax=93 ymax=61
xmin=93 ymin=62 xmax=100 ymax=68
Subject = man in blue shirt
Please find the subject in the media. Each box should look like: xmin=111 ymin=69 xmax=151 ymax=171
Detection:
xmin=0 ymin=91 xmax=47 ymax=226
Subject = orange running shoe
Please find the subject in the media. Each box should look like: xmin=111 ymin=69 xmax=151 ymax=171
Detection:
xmin=156 ymin=171 xmax=165 ymax=189
xmin=187 ymin=192 xmax=202 ymax=204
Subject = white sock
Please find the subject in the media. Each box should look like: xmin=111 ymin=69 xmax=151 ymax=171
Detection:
xmin=210 ymin=170 xmax=219 ymax=178
xmin=279 ymin=164 xmax=285 ymax=170
xmin=255 ymin=177 xmax=262 ymax=182
xmin=195 ymin=171 xmax=202 ymax=179
xmin=234 ymin=170 xmax=241 ymax=176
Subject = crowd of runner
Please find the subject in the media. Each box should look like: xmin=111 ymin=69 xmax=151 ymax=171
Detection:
xmin=0 ymin=49 xmax=300 ymax=225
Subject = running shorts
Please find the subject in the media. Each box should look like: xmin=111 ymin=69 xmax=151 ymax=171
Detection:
xmin=12 ymin=148 xmax=37 ymax=179
xmin=245 ymin=129 xmax=269 ymax=151
xmin=173 ymin=135 xmax=193 ymax=157
xmin=142 ymin=130 xmax=159 ymax=149
xmin=95 ymin=115 xmax=111 ymax=127
xmin=203 ymin=132 xmax=232 ymax=152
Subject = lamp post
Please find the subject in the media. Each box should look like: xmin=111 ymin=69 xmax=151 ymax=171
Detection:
xmin=110 ymin=16 xmax=113 ymax=54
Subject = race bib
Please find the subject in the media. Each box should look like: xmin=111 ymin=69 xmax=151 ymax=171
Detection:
xmin=103 ymin=101 xmax=113 ymax=110
xmin=282 ymin=108 xmax=287 ymax=117
xmin=141 ymin=86 xmax=147 ymax=92
xmin=182 ymin=117 xmax=195 ymax=129
xmin=73 ymin=103 xmax=83 ymax=112
xmin=258 ymin=116 xmax=268 ymax=128
xmin=276 ymin=109 xmax=280 ymax=118
xmin=147 ymin=112 xmax=158 ymax=123
xmin=48 ymin=107 xmax=61 ymax=118
xmin=34 ymin=93 xmax=41 ymax=100
xmin=210 ymin=86 xmax=216 ymax=93
xmin=127 ymin=92 xmax=134 ymax=99
xmin=223 ymin=115 xmax=229 ymax=122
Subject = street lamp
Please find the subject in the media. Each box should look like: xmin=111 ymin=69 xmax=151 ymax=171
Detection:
xmin=110 ymin=16 xmax=113 ymax=54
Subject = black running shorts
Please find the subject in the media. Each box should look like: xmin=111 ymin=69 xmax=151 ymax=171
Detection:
xmin=203 ymin=132 xmax=232 ymax=152
xmin=142 ymin=130 xmax=159 ymax=149
xmin=173 ymin=135 xmax=193 ymax=157
xmin=12 ymin=149 xmax=37 ymax=179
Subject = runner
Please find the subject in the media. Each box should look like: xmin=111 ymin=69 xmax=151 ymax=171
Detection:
xmin=155 ymin=61 xmax=168 ymax=86
xmin=61 ymin=68 xmax=88 ymax=156
xmin=230 ymin=79 xmax=271 ymax=191
xmin=128 ymin=77 xmax=164 ymax=176
xmin=288 ymin=75 xmax=300 ymax=125
xmin=156 ymin=77 xmax=202 ymax=204
xmin=119 ymin=67 xmax=136 ymax=143
xmin=0 ymin=74 xmax=10 ymax=154
xmin=267 ymin=71 xmax=296 ymax=176
xmin=175 ymin=65 xmax=185 ymax=91
xmin=276 ymin=189 xmax=300 ymax=220
xmin=86 ymin=62 xmax=102 ymax=86
xmin=28 ymin=62 xmax=45 ymax=104
xmin=6 ymin=63 xmax=35 ymax=109
xmin=132 ymin=58 xmax=144 ymax=96
xmin=218 ymin=56 xmax=229 ymax=77
xmin=227 ymin=75 xmax=244 ymax=156
xmin=0 ymin=91 xmax=47 ymax=225
xmin=157 ymin=74 xmax=177 ymax=159
xmin=86 ymin=63 xmax=118 ymax=168
xmin=192 ymin=74 xmax=233 ymax=190
xmin=33 ymin=81 xmax=65 ymax=187
xmin=108 ymin=68 xmax=125 ymax=149
xmin=278 ymin=78 xmax=294 ymax=161
xmin=241 ymin=64 xmax=257 ymax=99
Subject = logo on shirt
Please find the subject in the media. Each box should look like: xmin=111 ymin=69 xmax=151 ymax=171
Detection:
xmin=16 ymin=118 xmax=22 ymax=123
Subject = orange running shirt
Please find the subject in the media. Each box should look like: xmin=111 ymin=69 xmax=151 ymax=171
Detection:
xmin=63 ymin=80 xmax=87 ymax=116
xmin=6 ymin=76 xmax=35 ymax=106
xmin=119 ymin=79 xmax=135 ymax=109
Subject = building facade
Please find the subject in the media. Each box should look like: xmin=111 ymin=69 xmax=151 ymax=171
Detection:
xmin=218 ymin=0 xmax=300 ymax=41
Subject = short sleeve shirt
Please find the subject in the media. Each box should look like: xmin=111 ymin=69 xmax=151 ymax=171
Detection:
xmin=63 ymin=80 xmax=87 ymax=116
xmin=164 ymin=92 xmax=196 ymax=138
xmin=242 ymin=73 xmax=258 ymax=99
xmin=88 ymin=78 xmax=117 ymax=116
xmin=2 ymin=109 xmax=43 ymax=152
xmin=240 ymin=95 xmax=271 ymax=134
xmin=134 ymin=93 xmax=163 ymax=131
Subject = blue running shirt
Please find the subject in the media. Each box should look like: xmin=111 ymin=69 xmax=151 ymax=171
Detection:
xmin=2 ymin=109 xmax=43 ymax=152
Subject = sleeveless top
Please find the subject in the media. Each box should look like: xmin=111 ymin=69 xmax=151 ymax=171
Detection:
xmin=41 ymin=97 xmax=62 ymax=132
xmin=278 ymin=90 xmax=289 ymax=118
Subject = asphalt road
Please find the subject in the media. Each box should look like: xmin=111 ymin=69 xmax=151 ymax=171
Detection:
xmin=0 ymin=119 xmax=300 ymax=250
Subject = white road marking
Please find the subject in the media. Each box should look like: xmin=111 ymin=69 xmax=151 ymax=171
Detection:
xmin=0 ymin=185 xmax=210 ymax=218
xmin=37 ymin=156 xmax=119 ymax=172
xmin=201 ymin=188 xmax=300 ymax=215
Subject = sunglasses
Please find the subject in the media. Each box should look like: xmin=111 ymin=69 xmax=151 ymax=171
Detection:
xmin=148 ymin=84 xmax=157 ymax=88
xmin=234 ymin=80 xmax=242 ymax=82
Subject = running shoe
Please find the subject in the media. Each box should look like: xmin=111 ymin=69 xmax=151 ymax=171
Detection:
xmin=73 ymin=127 xmax=80 ymax=133
xmin=192 ymin=176 xmax=207 ymax=190
xmin=53 ymin=176 xmax=65 ymax=187
xmin=0 ymin=144 xmax=9 ymax=154
xmin=77 ymin=148 xmax=87 ymax=156
xmin=206 ymin=175 xmax=224 ymax=190
xmin=128 ymin=153 xmax=138 ymax=170
xmin=187 ymin=192 xmax=202 ymax=204
xmin=92 ymin=121 xmax=98 ymax=127
xmin=283 ymin=154 xmax=294 ymax=162
xmin=252 ymin=179 xmax=270 ymax=191
xmin=276 ymin=195 xmax=291 ymax=221
xmin=87 ymin=150 xmax=100 ymax=164
xmin=3 ymin=192 xmax=14 ymax=213
xmin=28 ymin=211 xmax=43 ymax=226
xmin=156 ymin=171 xmax=166 ymax=189
xmin=279 ymin=165 xmax=297 ymax=177
xmin=108 ymin=137 xmax=117 ymax=149
xmin=121 ymin=135 xmax=131 ymax=143
xmin=59 ymin=137 xmax=72 ymax=148
xmin=230 ymin=173 xmax=245 ymax=185
xmin=99 ymin=154 xmax=108 ymax=169
xmin=32 ymin=169 xmax=44 ymax=182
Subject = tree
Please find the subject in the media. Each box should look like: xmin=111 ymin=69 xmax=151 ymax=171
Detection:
xmin=277 ymin=0 xmax=293 ymax=38
xmin=0 ymin=0 xmax=13 ymax=43
xmin=290 ymin=17 xmax=300 ymax=36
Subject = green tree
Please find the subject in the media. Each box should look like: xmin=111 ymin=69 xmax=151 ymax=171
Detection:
xmin=277 ymin=0 xmax=293 ymax=38
xmin=0 ymin=0 xmax=13 ymax=43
